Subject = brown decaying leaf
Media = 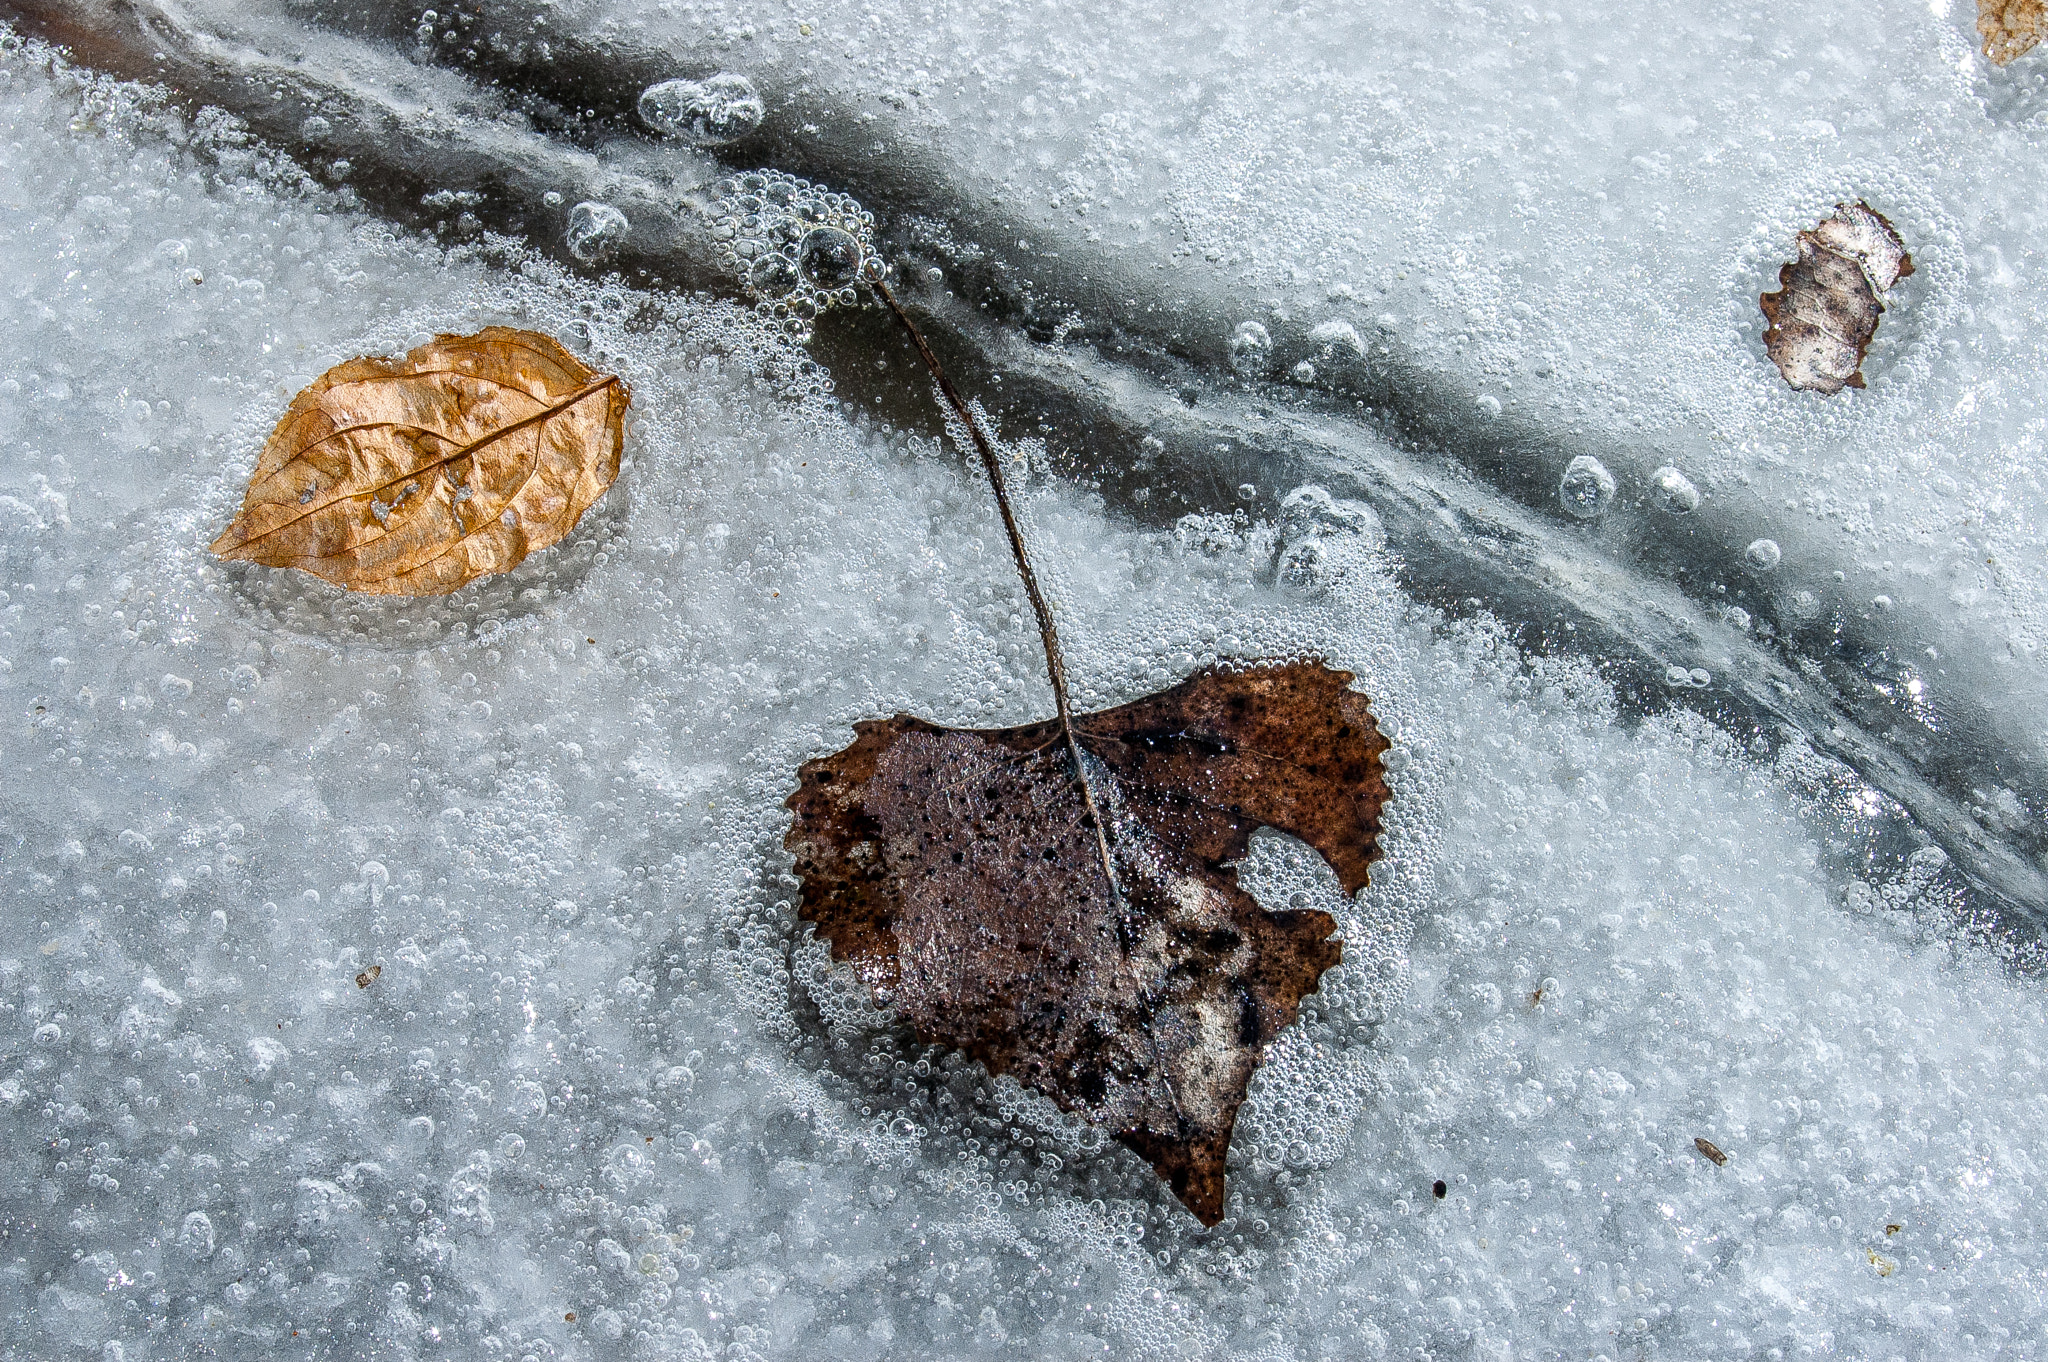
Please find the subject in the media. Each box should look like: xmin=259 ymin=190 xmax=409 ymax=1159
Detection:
xmin=211 ymin=328 xmax=629 ymax=595
xmin=787 ymin=660 xmax=1388 ymax=1226
xmin=1760 ymin=202 xmax=1913 ymax=396
xmin=1981 ymin=0 xmax=2047 ymax=65
xmin=1695 ymin=1136 xmax=1728 ymax=1166
xmin=355 ymin=964 xmax=381 ymax=989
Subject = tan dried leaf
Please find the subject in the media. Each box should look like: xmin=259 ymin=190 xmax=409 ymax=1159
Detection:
xmin=211 ymin=328 xmax=629 ymax=595
xmin=1760 ymin=202 xmax=1913 ymax=396
xmin=1981 ymin=0 xmax=2046 ymax=65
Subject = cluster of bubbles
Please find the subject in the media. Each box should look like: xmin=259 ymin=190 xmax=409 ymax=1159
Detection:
xmin=1649 ymin=463 xmax=1700 ymax=514
xmin=712 ymin=170 xmax=879 ymax=340
xmin=638 ymin=74 xmax=765 ymax=146
xmin=1557 ymin=454 xmax=1617 ymax=520
xmin=1228 ymin=320 xmax=1273 ymax=375
xmin=566 ymin=200 xmax=629 ymax=265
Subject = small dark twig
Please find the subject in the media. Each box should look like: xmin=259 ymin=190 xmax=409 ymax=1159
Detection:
xmin=868 ymin=273 xmax=1122 ymax=905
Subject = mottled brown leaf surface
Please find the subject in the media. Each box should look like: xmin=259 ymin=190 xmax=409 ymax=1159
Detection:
xmin=1761 ymin=202 xmax=1913 ymax=395
xmin=211 ymin=328 xmax=629 ymax=594
xmin=1981 ymin=0 xmax=2047 ymax=65
xmin=786 ymin=661 xmax=1389 ymax=1225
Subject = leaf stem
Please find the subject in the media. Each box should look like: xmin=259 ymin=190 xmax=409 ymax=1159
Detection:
xmin=868 ymin=273 xmax=1122 ymax=901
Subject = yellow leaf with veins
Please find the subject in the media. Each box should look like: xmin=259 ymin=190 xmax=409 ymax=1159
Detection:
xmin=210 ymin=328 xmax=629 ymax=595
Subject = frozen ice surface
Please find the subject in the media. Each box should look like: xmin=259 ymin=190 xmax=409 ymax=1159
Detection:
xmin=5 ymin=12 xmax=2048 ymax=1362
xmin=512 ymin=0 xmax=2048 ymax=742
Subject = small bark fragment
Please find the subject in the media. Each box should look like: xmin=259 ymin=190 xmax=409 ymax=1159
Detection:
xmin=787 ymin=661 xmax=1389 ymax=1225
xmin=1981 ymin=0 xmax=2047 ymax=65
xmin=1694 ymin=1136 xmax=1728 ymax=1166
xmin=1761 ymin=202 xmax=1913 ymax=396
xmin=211 ymin=328 xmax=629 ymax=594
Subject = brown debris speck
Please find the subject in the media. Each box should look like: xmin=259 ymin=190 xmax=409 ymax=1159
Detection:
xmin=355 ymin=965 xmax=382 ymax=989
xmin=1694 ymin=1136 xmax=1729 ymax=1166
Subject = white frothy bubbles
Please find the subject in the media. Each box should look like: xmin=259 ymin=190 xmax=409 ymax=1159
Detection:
xmin=1229 ymin=319 xmax=1273 ymax=375
xmin=565 ymin=201 xmax=629 ymax=265
xmin=1558 ymin=454 xmax=1616 ymax=519
xmin=638 ymin=74 xmax=766 ymax=146
xmin=1745 ymin=537 xmax=1783 ymax=571
xmin=1649 ymin=464 xmax=1699 ymax=514
xmin=713 ymin=170 xmax=878 ymax=342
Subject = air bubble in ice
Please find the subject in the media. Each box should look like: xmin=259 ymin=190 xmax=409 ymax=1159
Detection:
xmin=1745 ymin=538 xmax=1782 ymax=571
xmin=177 ymin=1211 xmax=214 ymax=1258
xmin=638 ymin=74 xmax=766 ymax=146
xmin=1279 ymin=484 xmax=1384 ymax=551
xmin=798 ymin=227 xmax=863 ymax=289
xmin=1229 ymin=320 xmax=1272 ymax=375
xmin=1649 ymin=465 xmax=1699 ymax=514
xmin=1787 ymin=589 xmax=1822 ymax=619
xmin=565 ymin=201 xmax=628 ymax=264
xmin=1558 ymin=455 xmax=1616 ymax=519
xmin=750 ymin=254 xmax=800 ymax=298
xmin=1276 ymin=538 xmax=1329 ymax=596
xmin=1309 ymin=319 xmax=1365 ymax=360
xmin=1289 ymin=360 xmax=1318 ymax=383
xmin=300 ymin=115 xmax=331 ymax=142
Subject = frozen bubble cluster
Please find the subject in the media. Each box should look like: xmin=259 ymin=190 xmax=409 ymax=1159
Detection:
xmin=564 ymin=199 xmax=628 ymax=265
xmin=1557 ymin=453 xmax=1616 ymax=520
xmin=1649 ymin=463 xmax=1700 ymax=514
xmin=1746 ymin=536 xmax=1784 ymax=571
xmin=712 ymin=170 xmax=877 ymax=340
xmin=637 ymin=73 xmax=765 ymax=146
xmin=1272 ymin=484 xmax=1384 ymax=598
xmin=1228 ymin=319 xmax=1272 ymax=375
